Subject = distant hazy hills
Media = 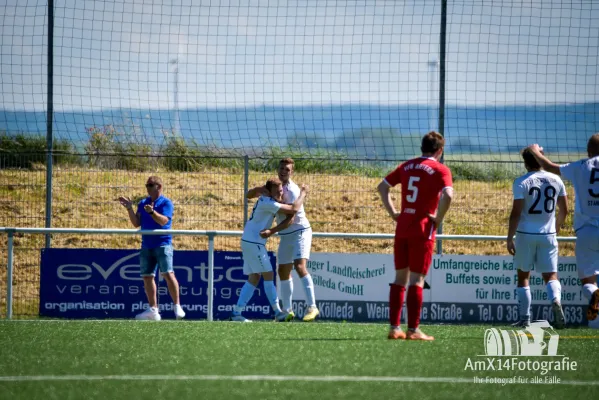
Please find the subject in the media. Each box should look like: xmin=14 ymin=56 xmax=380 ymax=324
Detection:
xmin=1 ymin=102 xmax=597 ymax=159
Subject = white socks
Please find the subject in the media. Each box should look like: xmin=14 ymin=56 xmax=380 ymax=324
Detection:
xmin=263 ymin=280 xmax=282 ymax=314
xmin=234 ymin=282 xmax=256 ymax=314
xmin=301 ymin=275 xmax=316 ymax=308
xmin=280 ymin=275 xmax=317 ymax=311
xmin=546 ymin=280 xmax=562 ymax=303
xmin=516 ymin=286 xmax=531 ymax=321
xmin=280 ymin=279 xmax=293 ymax=312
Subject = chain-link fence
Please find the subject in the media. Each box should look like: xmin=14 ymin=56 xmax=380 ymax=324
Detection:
xmin=1 ymin=0 xmax=594 ymax=317
xmin=0 ymin=153 xmax=577 ymax=317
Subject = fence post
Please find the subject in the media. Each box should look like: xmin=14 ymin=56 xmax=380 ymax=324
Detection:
xmin=6 ymin=229 xmax=14 ymax=319
xmin=207 ymin=232 xmax=215 ymax=322
xmin=45 ymin=0 xmax=55 ymax=249
xmin=243 ymin=155 xmax=249 ymax=226
xmin=436 ymin=0 xmax=448 ymax=255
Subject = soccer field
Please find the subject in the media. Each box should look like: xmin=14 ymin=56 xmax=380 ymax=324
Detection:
xmin=0 ymin=320 xmax=597 ymax=399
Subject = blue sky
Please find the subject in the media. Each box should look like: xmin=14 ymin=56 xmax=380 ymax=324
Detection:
xmin=1 ymin=0 xmax=598 ymax=111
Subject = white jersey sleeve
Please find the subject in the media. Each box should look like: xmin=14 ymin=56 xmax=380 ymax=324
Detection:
xmin=261 ymin=197 xmax=282 ymax=214
xmin=241 ymin=196 xmax=282 ymax=244
xmin=558 ymin=176 xmax=567 ymax=198
xmin=559 ymin=162 xmax=576 ymax=182
xmin=512 ymin=179 xmax=525 ymax=200
xmin=276 ymin=180 xmax=311 ymax=234
xmin=559 ymin=156 xmax=599 ymax=231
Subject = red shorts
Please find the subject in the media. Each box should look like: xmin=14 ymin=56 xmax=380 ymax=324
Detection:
xmin=393 ymin=237 xmax=435 ymax=275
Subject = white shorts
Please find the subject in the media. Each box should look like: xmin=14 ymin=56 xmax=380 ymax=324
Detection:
xmin=277 ymin=228 xmax=312 ymax=265
xmin=575 ymin=226 xmax=599 ymax=279
xmin=241 ymin=240 xmax=273 ymax=275
xmin=514 ymin=233 xmax=558 ymax=274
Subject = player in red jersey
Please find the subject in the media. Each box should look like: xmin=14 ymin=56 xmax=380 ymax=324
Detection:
xmin=377 ymin=131 xmax=454 ymax=341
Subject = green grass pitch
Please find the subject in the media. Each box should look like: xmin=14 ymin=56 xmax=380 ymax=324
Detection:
xmin=0 ymin=320 xmax=597 ymax=399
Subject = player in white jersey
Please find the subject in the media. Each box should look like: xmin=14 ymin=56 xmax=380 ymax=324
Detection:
xmin=248 ymin=158 xmax=319 ymax=322
xmin=528 ymin=134 xmax=599 ymax=328
xmin=231 ymin=178 xmax=309 ymax=323
xmin=507 ymin=148 xmax=568 ymax=329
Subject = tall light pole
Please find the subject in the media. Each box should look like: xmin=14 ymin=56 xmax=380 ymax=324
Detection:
xmin=170 ymin=58 xmax=180 ymax=135
xmin=428 ymin=57 xmax=439 ymax=131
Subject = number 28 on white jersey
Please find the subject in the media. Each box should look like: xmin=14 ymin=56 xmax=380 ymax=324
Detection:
xmin=513 ymin=170 xmax=566 ymax=234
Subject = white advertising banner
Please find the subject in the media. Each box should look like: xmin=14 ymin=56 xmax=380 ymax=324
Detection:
xmin=287 ymin=254 xmax=586 ymax=325
xmin=429 ymin=255 xmax=583 ymax=304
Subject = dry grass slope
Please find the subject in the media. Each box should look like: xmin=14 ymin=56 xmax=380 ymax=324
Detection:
xmin=0 ymin=166 xmax=577 ymax=316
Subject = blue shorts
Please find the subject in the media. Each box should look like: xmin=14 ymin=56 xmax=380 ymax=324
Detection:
xmin=139 ymin=245 xmax=174 ymax=276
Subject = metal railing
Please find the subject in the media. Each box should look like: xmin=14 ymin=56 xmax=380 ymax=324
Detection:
xmin=0 ymin=227 xmax=577 ymax=320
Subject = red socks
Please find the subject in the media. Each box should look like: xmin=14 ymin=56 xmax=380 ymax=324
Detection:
xmin=407 ymin=285 xmax=423 ymax=330
xmin=389 ymin=284 xmax=406 ymax=327
xmin=390 ymin=284 xmax=424 ymax=329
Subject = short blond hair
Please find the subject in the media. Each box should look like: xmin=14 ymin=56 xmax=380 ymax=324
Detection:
xmin=279 ymin=157 xmax=295 ymax=167
xmin=265 ymin=177 xmax=282 ymax=192
xmin=147 ymin=176 xmax=163 ymax=188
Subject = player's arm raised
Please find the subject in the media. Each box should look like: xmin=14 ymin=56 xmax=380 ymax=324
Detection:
xmin=277 ymin=184 xmax=309 ymax=215
xmin=247 ymin=185 xmax=269 ymax=199
xmin=528 ymin=144 xmax=561 ymax=175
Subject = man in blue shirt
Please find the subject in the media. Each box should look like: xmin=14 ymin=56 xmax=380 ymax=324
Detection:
xmin=119 ymin=176 xmax=185 ymax=320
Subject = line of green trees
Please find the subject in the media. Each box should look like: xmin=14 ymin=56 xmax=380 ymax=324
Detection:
xmin=0 ymin=128 xmax=521 ymax=181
